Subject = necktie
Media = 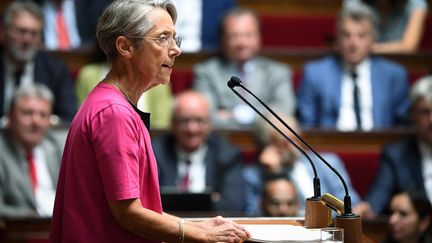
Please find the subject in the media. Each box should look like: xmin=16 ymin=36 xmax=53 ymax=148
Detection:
xmin=56 ymin=8 xmax=70 ymax=49
xmin=180 ymin=159 xmax=191 ymax=191
xmin=26 ymin=152 xmax=38 ymax=193
xmin=351 ymin=71 xmax=362 ymax=130
xmin=14 ymin=69 xmax=23 ymax=87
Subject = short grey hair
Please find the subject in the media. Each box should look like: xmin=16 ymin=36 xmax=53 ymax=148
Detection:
xmin=96 ymin=0 xmax=177 ymax=62
xmin=410 ymin=76 xmax=432 ymax=105
xmin=218 ymin=7 xmax=261 ymax=38
xmin=3 ymin=0 xmax=44 ymax=28
xmin=338 ymin=1 xmax=378 ymax=37
xmin=10 ymin=83 xmax=54 ymax=111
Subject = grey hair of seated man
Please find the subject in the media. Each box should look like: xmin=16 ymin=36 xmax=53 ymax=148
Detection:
xmin=10 ymin=83 xmax=54 ymax=111
xmin=410 ymin=75 xmax=432 ymax=105
xmin=338 ymin=1 xmax=378 ymax=38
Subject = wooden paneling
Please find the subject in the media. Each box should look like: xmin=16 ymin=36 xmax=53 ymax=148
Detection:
xmin=237 ymin=0 xmax=343 ymax=16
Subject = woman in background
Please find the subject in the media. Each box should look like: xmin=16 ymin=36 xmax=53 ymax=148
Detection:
xmin=384 ymin=190 xmax=432 ymax=243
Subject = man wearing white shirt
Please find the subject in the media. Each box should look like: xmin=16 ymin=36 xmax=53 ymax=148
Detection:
xmin=0 ymin=84 xmax=62 ymax=217
xmin=298 ymin=1 xmax=409 ymax=130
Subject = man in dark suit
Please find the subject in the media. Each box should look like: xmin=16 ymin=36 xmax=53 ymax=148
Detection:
xmin=0 ymin=84 xmax=63 ymax=217
xmin=0 ymin=1 xmax=76 ymax=123
xmin=152 ymin=90 xmax=246 ymax=212
xmin=297 ymin=2 xmax=409 ymax=131
xmin=354 ymin=75 xmax=432 ymax=218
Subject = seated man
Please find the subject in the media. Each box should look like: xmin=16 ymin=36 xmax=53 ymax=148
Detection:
xmin=0 ymin=1 xmax=77 ymax=123
xmin=152 ymin=90 xmax=247 ymax=212
xmin=261 ymin=175 xmax=300 ymax=217
xmin=354 ymin=75 xmax=432 ymax=218
xmin=244 ymin=114 xmax=360 ymax=215
xmin=297 ymin=2 xmax=409 ymax=131
xmin=0 ymin=84 xmax=62 ymax=217
xmin=193 ymin=7 xmax=295 ymax=129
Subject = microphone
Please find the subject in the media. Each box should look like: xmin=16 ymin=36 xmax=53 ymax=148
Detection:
xmin=227 ymin=76 xmax=353 ymax=215
xmin=228 ymin=76 xmax=363 ymax=242
xmin=227 ymin=76 xmax=321 ymax=199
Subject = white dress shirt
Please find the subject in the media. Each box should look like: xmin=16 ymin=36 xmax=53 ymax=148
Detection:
xmin=419 ymin=140 xmax=432 ymax=202
xmin=337 ymin=59 xmax=374 ymax=131
xmin=176 ymin=144 xmax=208 ymax=193
xmin=171 ymin=0 xmax=202 ymax=52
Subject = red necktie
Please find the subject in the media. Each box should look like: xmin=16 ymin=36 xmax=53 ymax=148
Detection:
xmin=56 ymin=8 xmax=70 ymax=49
xmin=181 ymin=159 xmax=191 ymax=191
xmin=26 ymin=152 xmax=38 ymax=193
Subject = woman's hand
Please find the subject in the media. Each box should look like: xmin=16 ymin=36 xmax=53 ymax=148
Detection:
xmin=192 ymin=216 xmax=251 ymax=243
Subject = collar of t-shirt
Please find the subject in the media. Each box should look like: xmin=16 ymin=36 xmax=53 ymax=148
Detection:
xmin=127 ymin=99 xmax=151 ymax=130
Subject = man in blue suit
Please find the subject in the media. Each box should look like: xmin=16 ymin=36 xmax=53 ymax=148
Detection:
xmin=354 ymin=75 xmax=432 ymax=218
xmin=297 ymin=2 xmax=409 ymax=131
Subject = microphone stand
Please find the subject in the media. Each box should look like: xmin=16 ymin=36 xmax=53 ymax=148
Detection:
xmin=228 ymin=77 xmax=363 ymax=242
xmin=227 ymin=78 xmax=331 ymax=228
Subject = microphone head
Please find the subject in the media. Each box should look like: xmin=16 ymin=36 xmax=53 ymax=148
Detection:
xmin=227 ymin=76 xmax=243 ymax=88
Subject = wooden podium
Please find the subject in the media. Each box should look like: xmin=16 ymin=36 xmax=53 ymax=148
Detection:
xmin=0 ymin=216 xmax=386 ymax=242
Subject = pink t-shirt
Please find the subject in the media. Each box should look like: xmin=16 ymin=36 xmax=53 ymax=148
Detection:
xmin=50 ymin=82 xmax=162 ymax=243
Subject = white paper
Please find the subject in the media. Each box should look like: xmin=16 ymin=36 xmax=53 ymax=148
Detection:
xmin=242 ymin=224 xmax=321 ymax=242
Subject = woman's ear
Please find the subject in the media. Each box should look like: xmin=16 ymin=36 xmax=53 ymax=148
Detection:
xmin=115 ymin=36 xmax=134 ymax=58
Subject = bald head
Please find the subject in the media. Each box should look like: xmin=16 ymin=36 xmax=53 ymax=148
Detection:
xmin=172 ymin=91 xmax=211 ymax=152
xmin=262 ymin=178 xmax=300 ymax=217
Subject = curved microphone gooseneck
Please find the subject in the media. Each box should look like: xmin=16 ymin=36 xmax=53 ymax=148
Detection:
xmin=227 ymin=77 xmax=321 ymax=199
xmin=228 ymin=76 xmax=353 ymax=215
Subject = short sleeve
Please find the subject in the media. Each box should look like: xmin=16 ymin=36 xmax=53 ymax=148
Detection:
xmin=91 ymin=104 xmax=142 ymax=201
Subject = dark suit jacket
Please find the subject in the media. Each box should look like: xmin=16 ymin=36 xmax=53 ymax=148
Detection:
xmin=72 ymin=0 xmax=110 ymax=47
xmin=152 ymin=134 xmax=246 ymax=212
xmin=365 ymin=137 xmax=425 ymax=214
xmin=0 ymin=49 xmax=77 ymax=121
xmin=201 ymin=0 xmax=237 ymax=51
xmin=298 ymin=55 xmax=409 ymax=128
xmin=0 ymin=130 xmax=63 ymax=217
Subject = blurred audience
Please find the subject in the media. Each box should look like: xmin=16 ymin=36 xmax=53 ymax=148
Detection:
xmin=193 ymin=7 xmax=295 ymax=129
xmin=0 ymin=0 xmax=77 ymax=124
xmin=152 ymin=90 xmax=247 ymax=212
xmin=345 ymin=0 xmax=428 ymax=54
xmin=244 ymin=114 xmax=360 ymax=215
xmin=75 ymin=48 xmax=173 ymax=129
xmin=261 ymin=175 xmax=300 ymax=217
xmin=354 ymin=75 xmax=432 ymax=218
xmin=32 ymin=0 xmax=110 ymax=50
xmin=383 ymin=190 xmax=432 ymax=243
xmin=172 ymin=0 xmax=237 ymax=52
xmin=0 ymin=84 xmax=62 ymax=217
xmin=297 ymin=2 xmax=409 ymax=131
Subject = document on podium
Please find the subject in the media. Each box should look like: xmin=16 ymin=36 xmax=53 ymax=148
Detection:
xmin=242 ymin=224 xmax=321 ymax=242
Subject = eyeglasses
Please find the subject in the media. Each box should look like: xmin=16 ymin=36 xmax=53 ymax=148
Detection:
xmin=174 ymin=117 xmax=209 ymax=127
xmin=9 ymin=26 xmax=41 ymax=39
xmin=130 ymin=34 xmax=182 ymax=48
